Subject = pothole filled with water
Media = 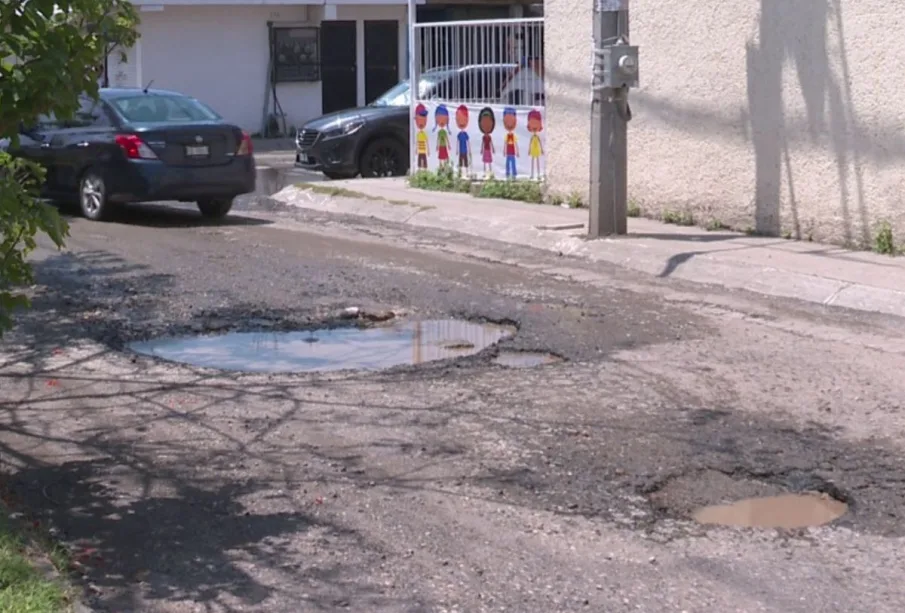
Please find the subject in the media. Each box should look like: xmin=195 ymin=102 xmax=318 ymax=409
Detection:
xmin=493 ymin=351 xmax=562 ymax=368
xmin=129 ymin=319 xmax=516 ymax=373
xmin=647 ymin=469 xmax=850 ymax=530
xmin=693 ymin=493 xmax=848 ymax=529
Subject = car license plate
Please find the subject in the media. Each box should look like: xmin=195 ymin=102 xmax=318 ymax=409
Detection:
xmin=185 ymin=145 xmax=209 ymax=157
xmin=298 ymin=153 xmax=310 ymax=164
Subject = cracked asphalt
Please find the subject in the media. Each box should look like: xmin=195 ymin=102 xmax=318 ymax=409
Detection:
xmin=1 ymin=197 xmax=904 ymax=612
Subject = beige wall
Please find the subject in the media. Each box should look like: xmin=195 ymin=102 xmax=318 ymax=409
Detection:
xmin=545 ymin=0 xmax=905 ymax=246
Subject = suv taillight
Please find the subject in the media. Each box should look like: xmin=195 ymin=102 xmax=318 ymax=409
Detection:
xmin=236 ymin=131 xmax=253 ymax=156
xmin=115 ymin=134 xmax=157 ymax=160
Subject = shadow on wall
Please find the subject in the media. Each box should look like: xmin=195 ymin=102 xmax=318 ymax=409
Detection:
xmin=747 ymin=0 xmax=867 ymax=242
xmin=544 ymin=2 xmax=897 ymax=246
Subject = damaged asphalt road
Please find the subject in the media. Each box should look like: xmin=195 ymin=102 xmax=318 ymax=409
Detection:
xmin=1 ymin=199 xmax=904 ymax=612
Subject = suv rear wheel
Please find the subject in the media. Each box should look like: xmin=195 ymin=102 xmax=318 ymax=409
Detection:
xmin=360 ymin=138 xmax=407 ymax=178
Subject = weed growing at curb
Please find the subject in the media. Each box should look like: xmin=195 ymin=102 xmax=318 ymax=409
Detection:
xmin=704 ymin=219 xmax=729 ymax=231
xmin=874 ymin=221 xmax=896 ymax=255
xmin=627 ymin=199 xmax=641 ymax=218
xmin=565 ymin=191 xmax=584 ymax=209
xmin=662 ymin=209 xmax=695 ymax=226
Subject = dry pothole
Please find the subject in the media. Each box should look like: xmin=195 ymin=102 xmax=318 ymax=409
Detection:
xmin=128 ymin=318 xmax=516 ymax=373
xmin=647 ymin=469 xmax=849 ymax=530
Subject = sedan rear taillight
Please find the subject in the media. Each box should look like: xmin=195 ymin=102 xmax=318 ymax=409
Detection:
xmin=236 ymin=131 xmax=253 ymax=156
xmin=115 ymin=134 xmax=158 ymax=160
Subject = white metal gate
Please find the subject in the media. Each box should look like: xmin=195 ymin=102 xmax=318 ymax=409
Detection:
xmin=407 ymin=14 xmax=546 ymax=180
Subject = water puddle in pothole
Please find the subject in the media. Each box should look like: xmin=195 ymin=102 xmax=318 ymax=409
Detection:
xmin=693 ymin=493 xmax=848 ymax=529
xmin=129 ymin=319 xmax=515 ymax=373
xmin=493 ymin=351 xmax=562 ymax=368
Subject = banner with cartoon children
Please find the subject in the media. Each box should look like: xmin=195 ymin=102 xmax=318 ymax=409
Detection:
xmin=411 ymin=101 xmax=545 ymax=182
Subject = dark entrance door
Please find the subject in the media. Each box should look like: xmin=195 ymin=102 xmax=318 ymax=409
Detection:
xmin=364 ymin=21 xmax=399 ymax=104
xmin=320 ymin=21 xmax=357 ymax=113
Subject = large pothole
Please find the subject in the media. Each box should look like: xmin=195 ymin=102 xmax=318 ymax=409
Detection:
xmin=128 ymin=318 xmax=516 ymax=373
xmin=647 ymin=469 xmax=850 ymax=530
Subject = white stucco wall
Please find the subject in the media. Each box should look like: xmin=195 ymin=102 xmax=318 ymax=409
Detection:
xmin=136 ymin=5 xmax=319 ymax=133
xmin=546 ymin=0 xmax=905 ymax=246
xmin=117 ymin=3 xmax=407 ymax=134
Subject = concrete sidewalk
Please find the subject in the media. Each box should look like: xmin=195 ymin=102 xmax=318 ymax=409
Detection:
xmin=272 ymin=177 xmax=905 ymax=319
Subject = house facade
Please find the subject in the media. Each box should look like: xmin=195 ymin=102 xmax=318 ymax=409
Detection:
xmin=545 ymin=0 xmax=905 ymax=247
xmin=113 ymin=0 xmax=536 ymax=136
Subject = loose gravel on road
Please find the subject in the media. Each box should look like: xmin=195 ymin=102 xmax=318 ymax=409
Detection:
xmin=0 ymin=199 xmax=903 ymax=612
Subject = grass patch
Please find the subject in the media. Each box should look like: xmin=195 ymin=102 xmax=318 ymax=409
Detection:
xmin=626 ymin=199 xmax=641 ymax=218
xmin=0 ymin=509 xmax=68 ymax=613
xmin=477 ymin=177 xmax=544 ymax=204
xmin=408 ymin=167 xmax=471 ymax=194
xmin=408 ymin=168 xmax=544 ymax=204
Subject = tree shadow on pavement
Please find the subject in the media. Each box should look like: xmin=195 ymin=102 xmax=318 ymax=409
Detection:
xmin=0 ymin=248 xmax=411 ymax=611
xmin=3 ymin=460 xmax=310 ymax=611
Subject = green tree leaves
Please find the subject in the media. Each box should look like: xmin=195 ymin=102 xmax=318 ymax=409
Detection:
xmin=0 ymin=0 xmax=138 ymax=335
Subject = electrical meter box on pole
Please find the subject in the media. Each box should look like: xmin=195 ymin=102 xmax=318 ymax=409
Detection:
xmin=598 ymin=44 xmax=639 ymax=89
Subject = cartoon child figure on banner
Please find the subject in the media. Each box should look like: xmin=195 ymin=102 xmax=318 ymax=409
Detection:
xmin=455 ymin=105 xmax=472 ymax=177
xmin=502 ymin=107 xmax=519 ymax=179
xmin=478 ymin=107 xmax=496 ymax=177
xmin=434 ymin=105 xmax=451 ymax=167
xmin=414 ymin=103 xmax=429 ymax=170
xmin=527 ymin=108 xmax=544 ymax=180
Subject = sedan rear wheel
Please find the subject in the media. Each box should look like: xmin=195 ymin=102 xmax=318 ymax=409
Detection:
xmin=197 ymin=198 xmax=234 ymax=219
xmin=79 ymin=171 xmax=110 ymax=221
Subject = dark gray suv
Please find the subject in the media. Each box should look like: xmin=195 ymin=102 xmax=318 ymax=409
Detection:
xmin=295 ymin=64 xmax=516 ymax=180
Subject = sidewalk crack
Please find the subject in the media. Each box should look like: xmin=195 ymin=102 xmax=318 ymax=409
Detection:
xmin=823 ymin=282 xmax=852 ymax=306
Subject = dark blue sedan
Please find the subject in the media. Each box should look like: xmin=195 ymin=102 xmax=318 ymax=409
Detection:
xmin=10 ymin=88 xmax=256 ymax=221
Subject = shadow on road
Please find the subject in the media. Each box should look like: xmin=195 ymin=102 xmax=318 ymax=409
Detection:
xmin=59 ymin=202 xmax=272 ymax=230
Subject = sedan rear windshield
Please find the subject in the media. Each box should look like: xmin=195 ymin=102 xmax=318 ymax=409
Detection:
xmin=108 ymin=94 xmax=221 ymax=124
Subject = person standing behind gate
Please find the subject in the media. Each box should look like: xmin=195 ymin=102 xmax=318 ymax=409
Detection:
xmin=501 ymin=107 xmax=519 ymax=179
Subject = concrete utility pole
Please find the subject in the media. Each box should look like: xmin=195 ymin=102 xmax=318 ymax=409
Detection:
xmin=588 ymin=0 xmax=639 ymax=238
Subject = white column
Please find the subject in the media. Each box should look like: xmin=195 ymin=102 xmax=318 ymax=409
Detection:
xmin=135 ymin=37 xmax=142 ymax=88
